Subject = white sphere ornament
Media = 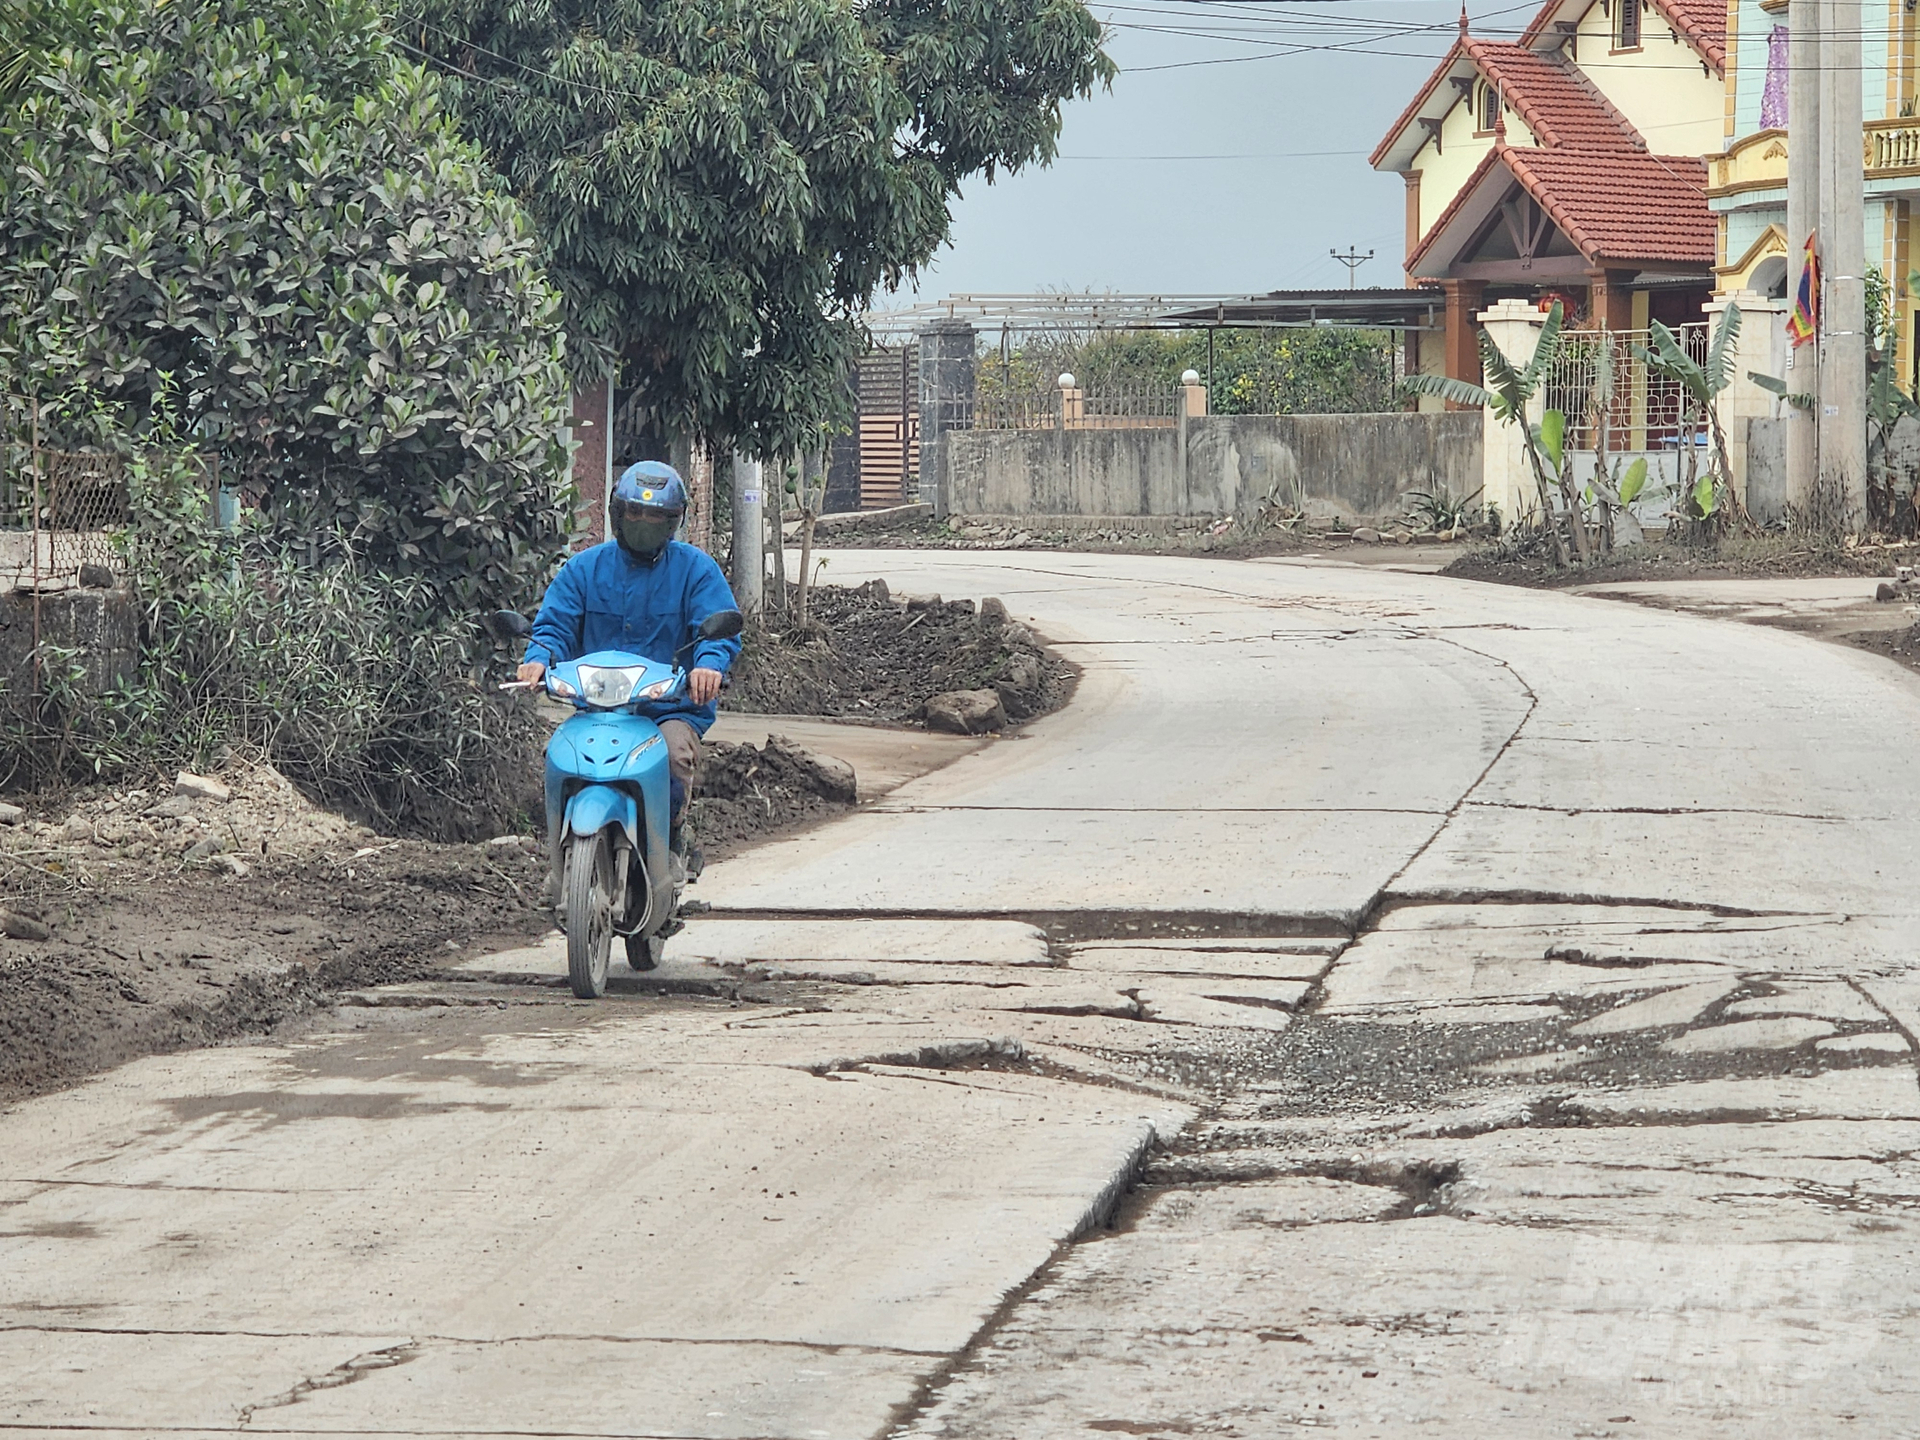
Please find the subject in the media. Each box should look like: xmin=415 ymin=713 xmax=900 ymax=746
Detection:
xmin=1181 ymin=369 xmax=1201 ymax=385
xmin=1057 ymin=372 xmax=1077 ymax=389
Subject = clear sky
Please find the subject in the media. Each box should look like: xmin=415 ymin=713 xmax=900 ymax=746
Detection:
xmin=902 ymin=0 xmax=1536 ymax=301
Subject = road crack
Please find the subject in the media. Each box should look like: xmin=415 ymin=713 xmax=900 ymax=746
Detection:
xmin=238 ymin=1341 xmax=420 ymax=1426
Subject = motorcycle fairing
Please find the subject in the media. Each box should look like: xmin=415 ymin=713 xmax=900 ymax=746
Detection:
xmin=544 ymin=710 xmax=674 ymax=933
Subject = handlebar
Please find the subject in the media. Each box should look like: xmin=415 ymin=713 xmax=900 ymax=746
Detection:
xmin=496 ymin=667 xmax=730 ymax=699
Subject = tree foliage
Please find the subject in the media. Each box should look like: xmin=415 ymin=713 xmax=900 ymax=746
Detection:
xmin=397 ymin=0 xmax=1113 ymax=455
xmin=976 ymin=327 xmax=1400 ymax=417
xmin=0 ymin=0 xmax=574 ymax=616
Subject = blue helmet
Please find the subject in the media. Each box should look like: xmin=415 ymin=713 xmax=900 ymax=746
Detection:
xmin=610 ymin=461 xmax=688 ymax=559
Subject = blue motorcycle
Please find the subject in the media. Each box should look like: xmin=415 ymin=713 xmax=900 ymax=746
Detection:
xmin=495 ymin=608 xmax=743 ymax=997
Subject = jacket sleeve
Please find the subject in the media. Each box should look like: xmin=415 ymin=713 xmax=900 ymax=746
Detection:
xmin=687 ymin=552 xmax=744 ymax=674
xmin=524 ymin=557 xmax=586 ymax=669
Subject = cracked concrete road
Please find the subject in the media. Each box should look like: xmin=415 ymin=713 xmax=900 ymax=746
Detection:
xmin=6 ymin=551 xmax=1920 ymax=1438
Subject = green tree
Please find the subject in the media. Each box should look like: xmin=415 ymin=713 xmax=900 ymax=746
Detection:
xmin=0 ymin=0 xmax=574 ymax=616
xmin=396 ymin=0 xmax=1112 ymax=456
xmin=975 ymin=327 xmax=1400 ymax=418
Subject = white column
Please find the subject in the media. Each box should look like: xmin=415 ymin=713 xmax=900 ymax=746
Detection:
xmin=1705 ymin=290 xmax=1791 ymax=512
xmin=1475 ymin=300 xmax=1548 ymax=525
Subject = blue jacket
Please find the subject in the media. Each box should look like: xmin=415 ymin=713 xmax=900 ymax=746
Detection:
xmin=523 ymin=539 xmax=742 ymax=734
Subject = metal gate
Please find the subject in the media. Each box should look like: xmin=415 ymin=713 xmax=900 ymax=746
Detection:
xmin=855 ymin=344 xmax=918 ymax=509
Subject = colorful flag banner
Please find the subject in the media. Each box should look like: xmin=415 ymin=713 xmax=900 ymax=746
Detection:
xmin=1788 ymin=232 xmax=1818 ymax=348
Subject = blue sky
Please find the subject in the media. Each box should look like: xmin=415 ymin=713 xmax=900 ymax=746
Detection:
xmin=903 ymin=0 xmax=1521 ymax=299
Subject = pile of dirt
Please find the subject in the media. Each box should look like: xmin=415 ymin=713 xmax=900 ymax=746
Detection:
xmin=0 ymin=784 xmax=551 ymax=1103
xmin=0 ymin=584 xmax=1082 ymax=1104
xmin=725 ymin=580 xmax=1076 ymax=726
xmin=1442 ymin=534 xmax=1920 ymax=589
xmin=808 ymin=512 xmax=1478 ymax=560
xmin=1 ymin=760 xmax=373 ymax=887
xmin=687 ymin=734 xmax=857 ymax=860
xmin=1846 ymin=620 xmax=1920 ymax=678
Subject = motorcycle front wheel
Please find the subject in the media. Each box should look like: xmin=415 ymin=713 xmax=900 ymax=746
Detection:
xmin=562 ymin=832 xmax=614 ymax=998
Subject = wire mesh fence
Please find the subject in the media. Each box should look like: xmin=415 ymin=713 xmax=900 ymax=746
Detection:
xmin=1 ymin=447 xmax=133 ymax=592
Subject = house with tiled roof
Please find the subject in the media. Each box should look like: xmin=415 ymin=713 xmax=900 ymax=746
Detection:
xmin=1713 ymin=0 xmax=1920 ymax=388
xmin=1372 ymin=0 xmax=1726 ymax=392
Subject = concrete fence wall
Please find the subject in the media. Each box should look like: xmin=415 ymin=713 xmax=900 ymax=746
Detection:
xmin=944 ymin=411 xmax=1482 ymax=523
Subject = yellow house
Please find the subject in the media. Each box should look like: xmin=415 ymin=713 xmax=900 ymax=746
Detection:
xmin=1712 ymin=0 xmax=1920 ymax=388
xmin=1372 ymin=0 xmax=1726 ymax=391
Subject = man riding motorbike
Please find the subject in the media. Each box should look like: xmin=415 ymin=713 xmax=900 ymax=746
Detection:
xmin=516 ymin=461 xmax=741 ymax=885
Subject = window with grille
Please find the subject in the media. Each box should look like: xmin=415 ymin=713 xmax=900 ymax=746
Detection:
xmin=1479 ymin=83 xmax=1502 ymax=131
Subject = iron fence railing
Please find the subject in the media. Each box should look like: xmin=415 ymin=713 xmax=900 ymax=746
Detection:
xmin=1540 ymin=324 xmax=1709 ymax=454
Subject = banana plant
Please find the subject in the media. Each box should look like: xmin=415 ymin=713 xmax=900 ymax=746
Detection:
xmin=1405 ymin=301 xmax=1580 ymax=567
xmin=1588 ymin=456 xmax=1650 ymax=547
xmin=1635 ymin=303 xmax=1755 ymax=533
xmin=1749 ymin=372 xmax=1813 ymax=410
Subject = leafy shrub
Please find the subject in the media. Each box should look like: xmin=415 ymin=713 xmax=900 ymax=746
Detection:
xmin=975 ymin=327 xmax=1401 ymax=418
xmin=2 ymin=448 xmax=540 ymax=838
xmin=0 ymin=0 xmax=573 ymax=620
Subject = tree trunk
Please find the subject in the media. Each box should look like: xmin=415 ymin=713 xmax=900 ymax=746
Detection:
xmin=767 ymin=458 xmax=789 ymax=610
xmin=1526 ymin=446 xmax=1572 ymax=568
xmin=1709 ymin=408 xmax=1758 ymax=534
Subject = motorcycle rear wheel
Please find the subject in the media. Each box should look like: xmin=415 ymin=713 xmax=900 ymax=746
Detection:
xmin=563 ymin=833 xmax=613 ymax=998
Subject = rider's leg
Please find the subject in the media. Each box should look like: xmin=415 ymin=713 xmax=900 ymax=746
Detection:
xmin=658 ymin=719 xmax=701 ymax=857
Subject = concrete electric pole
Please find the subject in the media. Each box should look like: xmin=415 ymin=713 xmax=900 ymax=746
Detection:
xmin=1330 ymin=247 xmax=1375 ymax=288
xmin=1787 ymin=0 xmax=1868 ymax=531
xmin=730 ymin=452 xmax=764 ymax=616
xmin=1818 ymin=0 xmax=1867 ymax=529
xmin=1785 ymin=0 xmax=1821 ymax=515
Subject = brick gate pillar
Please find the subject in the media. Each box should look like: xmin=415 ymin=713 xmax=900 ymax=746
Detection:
xmin=916 ymin=320 xmax=976 ymax=519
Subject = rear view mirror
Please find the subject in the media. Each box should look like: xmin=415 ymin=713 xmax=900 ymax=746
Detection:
xmin=699 ymin=609 xmax=745 ymax=641
xmin=490 ymin=610 xmax=533 ymax=640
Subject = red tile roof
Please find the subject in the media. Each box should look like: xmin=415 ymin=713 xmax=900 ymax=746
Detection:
xmin=1462 ymin=39 xmax=1643 ymax=151
xmin=1521 ymin=0 xmax=1726 ymax=72
xmin=1369 ymin=32 xmax=1643 ymax=169
xmin=1652 ymin=0 xmax=1728 ymax=72
xmin=1504 ymin=147 xmax=1713 ymax=263
xmin=1368 ymin=39 xmax=1470 ymax=169
xmin=1405 ymin=144 xmax=1713 ymax=272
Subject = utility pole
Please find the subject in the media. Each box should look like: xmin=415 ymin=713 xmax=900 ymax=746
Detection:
xmin=1330 ymin=246 xmax=1374 ymax=288
xmin=1818 ymin=0 xmax=1867 ymax=529
xmin=729 ymin=451 xmax=764 ymax=616
xmin=1784 ymin=0 xmax=1820 ymax=516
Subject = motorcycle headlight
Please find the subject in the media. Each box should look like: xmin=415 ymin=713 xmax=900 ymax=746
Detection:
xmin=635 ymin=678 xmax=676 ymax=701
xmin=545 ymin=673 xmax=577 ymax=700
xmin=576 ymin=664 xmax=647 ymax=707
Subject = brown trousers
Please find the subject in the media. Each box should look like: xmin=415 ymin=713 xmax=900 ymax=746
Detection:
xmin=659 ymin=718 xmax=700 ymax=824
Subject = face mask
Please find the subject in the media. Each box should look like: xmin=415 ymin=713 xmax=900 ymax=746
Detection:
xmin=616 ymin=506 xmax=679 ymax=558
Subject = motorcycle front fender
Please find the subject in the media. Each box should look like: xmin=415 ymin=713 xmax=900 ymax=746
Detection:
xmin=564 ymin=785 xmax=638 ymax=855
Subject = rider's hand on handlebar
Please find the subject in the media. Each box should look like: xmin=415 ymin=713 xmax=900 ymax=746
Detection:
xmin=688 ymin=667 xmax=723 ymax=705
xmin=517 ymin=660 xmax=546 ymax=686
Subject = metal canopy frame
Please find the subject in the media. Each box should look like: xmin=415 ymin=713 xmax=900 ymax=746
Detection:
xmin=864 ymin=289 xmax=1446 ymax=339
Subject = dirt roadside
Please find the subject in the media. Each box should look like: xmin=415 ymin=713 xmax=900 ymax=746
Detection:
xmin=1441 ymin=533 xmax=1920 ymax=589
xmin=807 ymin=509 xmax=1487 ymax=562
xmin=0 ymin=581 xmax=1074 ymax=1105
